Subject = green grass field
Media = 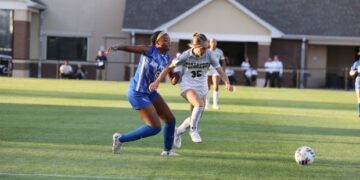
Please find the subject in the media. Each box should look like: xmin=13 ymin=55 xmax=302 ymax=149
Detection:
xmin=1 ymin=77 xmax=360 ymax=179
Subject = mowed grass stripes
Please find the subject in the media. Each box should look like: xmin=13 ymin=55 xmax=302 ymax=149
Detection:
xmin=0 ymin=77 xmax=360 ymax=179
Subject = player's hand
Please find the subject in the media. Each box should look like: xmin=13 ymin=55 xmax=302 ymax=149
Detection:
xmin=105 ymin=46 xmax=114 ymax=54
xmin=225 ymin=83 xmax=234 ymax=92
xmin=149 ymin=81 xmax=159 ymax=92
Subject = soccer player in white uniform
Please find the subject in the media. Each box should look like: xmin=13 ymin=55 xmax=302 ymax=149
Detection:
xmin=149 ymin=33 xmax=233 ymax=147
xmin=206 ymin=38 xmax=226 ymax=109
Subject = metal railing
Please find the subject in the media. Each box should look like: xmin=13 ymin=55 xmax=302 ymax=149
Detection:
xmin=1 ymin=58 xmax=355 ymax=90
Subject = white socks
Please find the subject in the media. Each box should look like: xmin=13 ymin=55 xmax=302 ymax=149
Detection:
xmin=177 ymin=106 xmax=204 ymax=135
xmin=205 ymin=92 xmax=210 ymax=107
xmin=213 ymin=91 xmax=218 ymax=107
xmin=190 ymin=107 xmax=204 ymax=131
xmin=177 ymin=117 xmax=190 ymax=135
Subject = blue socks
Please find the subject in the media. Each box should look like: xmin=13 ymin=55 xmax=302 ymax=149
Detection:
xmin=118 ymin=119 xmax=176 ymax=151
xmin=119 ymin=125 xmax=161 ymax=143
xmin=163 ymin=119 xmax=176 ymax=151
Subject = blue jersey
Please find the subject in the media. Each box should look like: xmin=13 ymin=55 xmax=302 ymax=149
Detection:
xmin=351 ymin=60 xmax=360 ymax=77
xmin=129 ymin=45 xmax=170 ymax=94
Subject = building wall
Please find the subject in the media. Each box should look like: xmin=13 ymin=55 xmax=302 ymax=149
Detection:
xmin=168 ymin=0 xmax=270 ymax=36
xmin=29 ymin=12 xmax=40 ymax=60
xmin=306 ymin=45 xmax=327 ymax=88
xmin=12 ymin=9 xmax=31 ymax=77
xmin=326 ymin=46 xmax=355 ymax=88
xmin=40 ymin=0 xmax=129 ymax=80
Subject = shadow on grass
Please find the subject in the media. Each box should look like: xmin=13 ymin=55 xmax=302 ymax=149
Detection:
xmin=1 ymin=103 xmax=359 ymax=147
xmin=0 ymin=89 xmax=128 ymax=101
xmin=166 ymin=96 xmax=354 ymax=111
xmin=1 ymin=88 xmax=354 ymax=111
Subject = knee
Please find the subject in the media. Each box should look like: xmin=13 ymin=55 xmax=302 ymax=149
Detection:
xmin=194 ymin=100 xmax=205 ymax=107
xmin=149 ymin=126 xmax=162 ymax=135
xmin=166 ymin=119 xmax=176 ymax=126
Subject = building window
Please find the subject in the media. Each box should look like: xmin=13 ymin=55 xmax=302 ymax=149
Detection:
xmin=46 ymin=36 xmax=87 ymax=61
xmin=0 ymin=10 xmax=13 ymax=58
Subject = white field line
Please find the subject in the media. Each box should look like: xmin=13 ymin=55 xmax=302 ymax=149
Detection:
xmin=0 ymin=172 xmax=145 ymax=180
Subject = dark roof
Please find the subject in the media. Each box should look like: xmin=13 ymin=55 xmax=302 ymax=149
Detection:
xmin=31 ymin=0 xmax=47 ymax=6
xmin=123 ymin=0 xmax=360 ymax=37
xmin=237 ymin=0 xmax=360 ymax=37
xmin=123 ymin=0 xmax=202 ymax=30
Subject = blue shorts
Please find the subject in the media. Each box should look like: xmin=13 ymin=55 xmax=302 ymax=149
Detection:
xmin=127 ymin=88 xmax=160 ymax=110
xmin=356 ymin=77 xmax=360 ymax=90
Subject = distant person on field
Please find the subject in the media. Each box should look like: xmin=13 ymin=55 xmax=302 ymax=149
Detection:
xmin=349 ymin=55 xmax=360 ymax=117
xmin=206 ymin=38 xmax=226 ymax=110
xmin=95 ymin=50 xmax=107 ymax=80
xmin=59 ymin=60 xmax=73 ymax=79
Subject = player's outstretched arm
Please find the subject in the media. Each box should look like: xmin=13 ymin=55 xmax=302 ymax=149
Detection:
xmin=216 ymin=67 xmax=234 ymax=92
xmin=105 ymin=45 xmax=149 ymax=54
xmin=168 ymin=70 xmax=180 ymax=85
xmin=350 ymin=70 xmax=357 ymax=77
xmin=149 ymin=64 xmax=176 ymax=91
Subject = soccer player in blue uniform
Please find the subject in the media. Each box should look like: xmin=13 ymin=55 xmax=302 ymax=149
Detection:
xmin=349 ymin=56 xmax=360 ymax=117
xmin=106 ymin=31 xmax=179 ymax=156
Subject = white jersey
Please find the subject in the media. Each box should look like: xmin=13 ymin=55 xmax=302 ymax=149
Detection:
xmin=207 ymin=48 xmax=224 ymax=76
xmin=173 ymin=48 xmax=220 ymax=96
xmin=264 ymin=61 xmax=272 ymax=73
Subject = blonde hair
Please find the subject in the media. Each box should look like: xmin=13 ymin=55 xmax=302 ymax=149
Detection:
xmin=189 ymin=32 xmax=208 ymax=48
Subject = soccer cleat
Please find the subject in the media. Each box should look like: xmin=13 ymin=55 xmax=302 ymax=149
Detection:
xmin=173 ymin=128 xmax=182 ymax=148
xmin=189 ymin=129 xmax=202 ymax=143
xmin=112 ymin=132 xmax=122 ymax=154
xmin=160 ymin=150 xmax=180 ymax=156
xmin=212 ymin=105 xmax=220 ymax=110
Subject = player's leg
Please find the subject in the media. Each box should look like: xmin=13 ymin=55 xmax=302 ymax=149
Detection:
xmin=205 ymin=76 xmax=212 ymax=109
xmin=112 ymin=91 xmax=162 ymax=154
xmin=112 ymin=104 xmax=161 ymax=154
xmin=182 ymin=89 xmax=204 ymax=143
xmin=264 ymin=73 xmax=269 ymax=87
xmin=177 ymin=104 xmax=193 ymax=134
xmin=151 ymin=94 xmax=179 ymax=156
xmin=173 ymin=104 xmax=193 ymax=148
xmin=212 ymin=75 xmax=220 ymax=109
xmin=356 ymin=78 xmax=360 ymax=117
xmin=122 ymin=106 xmax=162 ymax=142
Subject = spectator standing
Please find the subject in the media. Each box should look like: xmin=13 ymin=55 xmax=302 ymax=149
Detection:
xmin=272 ymin=55 xmax=283 ymax=87
xmin=95 ymin=50 xmax=107 ymax=80
xmin=264 ymin=57 xmax=273 ymax=87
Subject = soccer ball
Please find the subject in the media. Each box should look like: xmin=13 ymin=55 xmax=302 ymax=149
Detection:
xmin=294 ymin=146 xmax=315 ymax=165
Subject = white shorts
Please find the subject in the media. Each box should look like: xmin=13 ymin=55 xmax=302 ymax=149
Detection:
xmin=207 ymin=66 xmax=219 ymax=76
xmin=180 ymin=83 xmax=209 ymax=98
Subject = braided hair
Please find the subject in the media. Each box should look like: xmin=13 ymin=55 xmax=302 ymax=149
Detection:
xmin=150 ymin=31 xmax=167 ymax=46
